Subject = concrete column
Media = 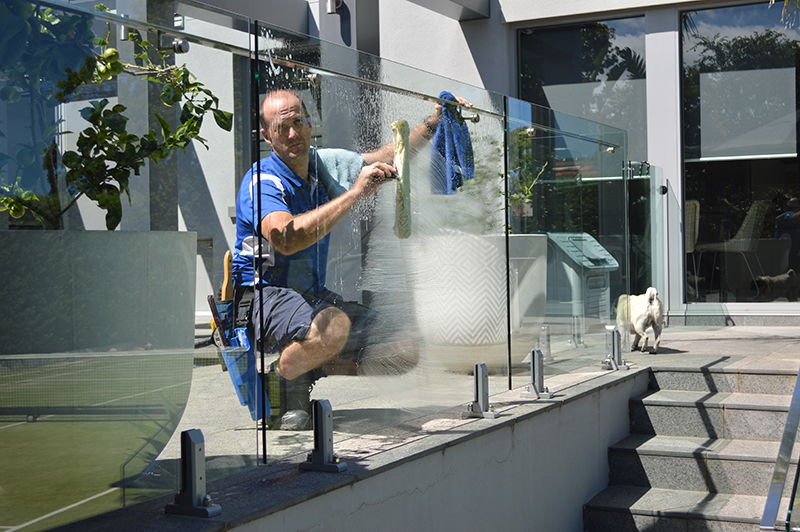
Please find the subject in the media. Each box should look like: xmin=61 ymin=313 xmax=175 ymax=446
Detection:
xmin=645 ymin=8 xmax=684 ymax=313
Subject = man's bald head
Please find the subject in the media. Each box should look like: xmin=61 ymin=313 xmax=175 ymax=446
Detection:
xmin=259 ymin=90 xmax=313 ymax=176
xmin=260 ymin=90 xmax=306 ymax=133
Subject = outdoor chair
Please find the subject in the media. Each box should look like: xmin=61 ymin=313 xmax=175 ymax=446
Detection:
xmin=695 ymin=200 xmax=770 ymax=298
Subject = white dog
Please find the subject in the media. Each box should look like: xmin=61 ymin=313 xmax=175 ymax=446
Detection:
xmin=615 ymin=287 xmax=663 ymax=353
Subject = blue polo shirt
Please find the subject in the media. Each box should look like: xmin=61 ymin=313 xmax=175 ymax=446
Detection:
xmin=232 ymin=147 xmax=364 ymax=296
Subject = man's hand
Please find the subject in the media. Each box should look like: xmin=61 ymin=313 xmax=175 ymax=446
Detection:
xmin=351 ymin=161 xmax=396 ymax=197
xmin=435 ymin=94 xmax=473 ymax=115
xmin=262 ymin=161 xmax=396 ymax=256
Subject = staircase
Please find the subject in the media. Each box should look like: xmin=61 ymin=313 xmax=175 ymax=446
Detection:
xmin=584 ymin=366 xmax=798 ymax=531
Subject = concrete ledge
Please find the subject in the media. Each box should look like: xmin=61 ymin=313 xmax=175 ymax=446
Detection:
xmin=53 ymin=367 xmax=651 ymax=532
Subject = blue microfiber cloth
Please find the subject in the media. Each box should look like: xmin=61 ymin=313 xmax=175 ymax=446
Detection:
xmin=431 ymin=91 xmax=474 ymax=194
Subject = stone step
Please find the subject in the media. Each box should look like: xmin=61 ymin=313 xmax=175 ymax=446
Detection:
xmin=649 ymin=367 xmax=797 ymax=396
xmin=609 ymin=434 xmax=799 ymax=497
xmin=629 ymin=389 xmax=791 ymax=441
xmin=583 ymin=485 xmax=791 ymax=532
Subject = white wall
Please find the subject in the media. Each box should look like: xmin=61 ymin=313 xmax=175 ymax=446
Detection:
xmin=371 ymin=0 xmax=718 ymax=98
xmin=378 ymin=0 xmax=512 ymax=96
xmin=232 ymin=371 xmax=649 ymax=532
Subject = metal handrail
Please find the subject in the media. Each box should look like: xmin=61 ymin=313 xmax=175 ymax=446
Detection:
xmin=761 ymin=368 xmax=800 ymax=530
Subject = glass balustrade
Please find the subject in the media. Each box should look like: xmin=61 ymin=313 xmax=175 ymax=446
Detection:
xmin=0 ymin=0 xmax=634 ymax=529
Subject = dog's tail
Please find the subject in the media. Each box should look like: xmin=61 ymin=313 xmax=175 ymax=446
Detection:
xmin=646 ymin=287 xmax=658 ymax=307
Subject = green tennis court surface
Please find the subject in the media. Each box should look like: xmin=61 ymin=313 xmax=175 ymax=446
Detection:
xmin=0 ymin=350 xmax=192 ymax=531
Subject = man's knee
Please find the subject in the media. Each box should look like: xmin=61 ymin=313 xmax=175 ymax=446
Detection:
xmin=310 ymin=306 xmax=351 ymax=353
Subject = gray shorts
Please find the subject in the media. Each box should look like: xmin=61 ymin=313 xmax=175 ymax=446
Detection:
xmin=251 ymin=286 xmax=377 ymax=364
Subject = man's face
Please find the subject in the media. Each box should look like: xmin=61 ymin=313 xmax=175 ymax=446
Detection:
xmin=261 ymin=93 xmax=312 ymax=167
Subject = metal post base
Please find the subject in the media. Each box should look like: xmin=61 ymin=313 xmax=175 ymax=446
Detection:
xmin=165 ymin=501 xmax=222 ymax=518
xmin=462 ymin=401 xmax=500 ymax=419
xmin=520 ymin=383 xmax=554 ymax=399
xmin=462 ymin=363 xmax=499 ymax=419
xmin=601 ymin=326 xmax=629 ymax=370
xmin=600 ymin=358 xmax=630 ymax=370
xmin=566 ymin=316 xmax=586 ymax=349
xmin=165 ymin=429 xmax=222 ymax=518
xmin=520 ymin=349 xmax=554 ymax=399
xmin=299 ymin=399 xmax=347 ymax=473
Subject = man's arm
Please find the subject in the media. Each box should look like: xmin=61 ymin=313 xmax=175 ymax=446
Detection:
xmin=262 ymin=161 xmax=395 ymax=255
xmin=362 ymin=117 xmax=439 ymax=165
xmin=362 ymin=95 xmax=473 ymax=165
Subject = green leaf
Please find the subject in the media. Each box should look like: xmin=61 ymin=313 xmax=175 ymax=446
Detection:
xmin=173 ymin=136 xmax=191 ymax=150
xmin=160 ymin=83 xmax=181 ymax=106
xmin=80 ymin=99 xmax=106 ymax=122
xmin=41 ymin=121 xmax=63 ymax=141
xmin=154 ymin=113 xmax=171 ymax=139
xmin=0 ymin=85 xmax=21 ymax=103
xmin=138 ymin=134 xmax=158 ymax=159
xmin=180 ymin=101 xmax=197 ymax=125
xmin=212 ymin=109 xmax=233 ymax=131
xmin=98 ymin=189 xmax=122 ymax=229
xmin=14 ymin=147 xmax=34 ymax=167
xmin=1 ymin=18 xmax=28 ymax=66
xmin=102 ymin=109 xmax=129 ymax=134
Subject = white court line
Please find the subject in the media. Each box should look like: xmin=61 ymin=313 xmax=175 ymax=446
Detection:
xmin=4 ymin=488 xmax=119 ymax=531
xmin=91 ymin=380 xmax=191 ymax=406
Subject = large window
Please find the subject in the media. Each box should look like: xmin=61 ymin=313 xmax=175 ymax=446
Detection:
xmin=518 ymin=18 xmax=647 ymax=163
xmin=682 ymin=2 xmax=800 ymax=303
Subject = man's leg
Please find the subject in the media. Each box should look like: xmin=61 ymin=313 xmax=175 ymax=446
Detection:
xmin=253 ymin=287 xmax=351 ymax=429
xmin=357 ymin=333 xmax=419 ymax=376
xmin=275 ymin=306 xmax=351 ymax=380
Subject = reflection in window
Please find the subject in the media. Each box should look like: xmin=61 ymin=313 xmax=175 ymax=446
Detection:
xmin=518 ymin=18 xmax=646 ymax=162
xmin=682 ymin=3 xmax=800 ymax=303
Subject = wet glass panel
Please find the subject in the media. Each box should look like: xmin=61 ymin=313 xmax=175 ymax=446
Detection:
xmin=0 ymin=1 xmax=638 ymax=527
xmin=682 ymin=2 xmax=800 ymax=303
xmin=250 ymin=28 xmax=510 ymax=459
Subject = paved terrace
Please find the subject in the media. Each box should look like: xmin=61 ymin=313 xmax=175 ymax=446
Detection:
xmin=56 ymin=325 xmax=800 ymax=531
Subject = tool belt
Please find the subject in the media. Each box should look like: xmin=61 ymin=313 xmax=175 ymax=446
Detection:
xmin=233 ymin=285 xmax=255 ymax=329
